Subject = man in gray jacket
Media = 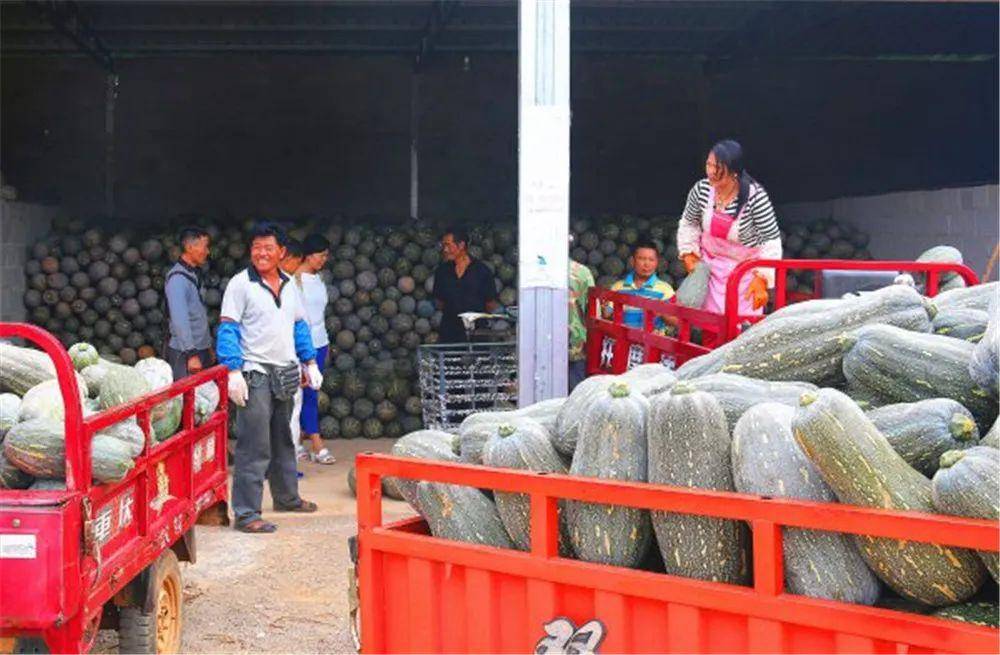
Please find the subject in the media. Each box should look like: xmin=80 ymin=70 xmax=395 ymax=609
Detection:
xmin=165 ymin=227 xmax=213 ymax=380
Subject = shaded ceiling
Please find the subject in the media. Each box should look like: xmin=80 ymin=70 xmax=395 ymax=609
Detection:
xmin=1 ymin=1 xmax=996 ymax=63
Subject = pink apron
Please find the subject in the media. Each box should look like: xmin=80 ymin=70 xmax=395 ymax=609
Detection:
xmin=700 ymin=186 xmax=763 ymax=316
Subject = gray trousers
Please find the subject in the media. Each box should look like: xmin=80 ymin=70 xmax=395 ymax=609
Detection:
xmin=231 ymin=371 xmax=301 ymax=526
xmin=165 ymin=346 xmax=212 ymax=382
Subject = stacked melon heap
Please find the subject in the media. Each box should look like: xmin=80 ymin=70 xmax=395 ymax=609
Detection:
xmin=0 ymin=342 xmax=219 ymax=490
xmin=22 ymin=213 xmax=878 ymax=440
xmin=359 ymin=277 xmax=999 ymax=627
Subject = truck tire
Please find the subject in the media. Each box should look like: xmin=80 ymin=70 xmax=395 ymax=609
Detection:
xmin=118 ymin=549 xmax=183 ymax=654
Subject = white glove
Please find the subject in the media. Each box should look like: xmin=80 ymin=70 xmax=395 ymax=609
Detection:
xmin=228 ymin=370 xmax=249 ymax=407
xmin=305 ymin=362 xmax=323 ymax=391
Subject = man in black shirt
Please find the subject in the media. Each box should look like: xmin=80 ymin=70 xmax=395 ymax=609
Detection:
xmin=433 ymin=227 xmax=499 ymax=343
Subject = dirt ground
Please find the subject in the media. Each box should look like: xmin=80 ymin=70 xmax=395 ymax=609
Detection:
xmin=94 ymin=438 xmax=414 ymax=654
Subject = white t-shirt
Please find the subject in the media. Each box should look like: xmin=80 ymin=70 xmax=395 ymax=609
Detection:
xmin=220 ymin=267 xmax=308 ymax=373
xmin=297 ymin=272 xmax=330 ymax=349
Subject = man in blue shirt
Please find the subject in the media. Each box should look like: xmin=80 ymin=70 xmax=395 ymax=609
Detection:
xmin=609 ymin=238 xmax=675 ymax=331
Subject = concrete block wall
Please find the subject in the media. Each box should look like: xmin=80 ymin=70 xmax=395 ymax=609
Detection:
xmin=0 ymin=200 xmax=57 ymax=321
xmin=779 ymin=184 xmax=999 ymax=278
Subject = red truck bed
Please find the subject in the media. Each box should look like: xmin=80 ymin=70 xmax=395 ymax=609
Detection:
xmin=355 ymin=454 xmax=999 ymax=654
xmin=0 ymin=323 xmax=229 ymax=653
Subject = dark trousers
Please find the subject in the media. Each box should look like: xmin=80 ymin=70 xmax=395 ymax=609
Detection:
xmin=165 ymin=347 xmax=212 ymax=381
xmin=231 ymin=371 xmax=301 ymax=526
xmin=569 ymin=359 xmax=588 ymax=393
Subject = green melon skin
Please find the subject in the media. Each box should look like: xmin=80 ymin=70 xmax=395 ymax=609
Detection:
xmin=0 ymin=449 xmax=33 ymax=489
xmin=981 ymin=420 xmax=999 ymax=449
xmin=719 ymin=285 xmax=935 ymax=386
xmin=934 ymin=282 xmax=999 ymax=313
xmin=933 ymin=308 xmax=989 ymax=343
xmin=4 ymin=418 xmax=135 ymax=484
xmin=482 ymin=419 xmax=571 ymax=554
xmin=732 ymin=403 xmax=880 ymax=604
xmin=675 ymin=262 xmax=711 ymax=309
xmin=866 ymin=399 xmax=980 ymax=476
xmin=566 ymin=383 xmax=651 ymax=568
xmin=931 ymin=447 xmax=1000 ymax=582
xmin=553 ymin=375 xmax=613 ymax=457
xmin=647 ymin=385 xmax=748 ymax=584
xmin=931 ymin=602 xmax=1000 ymax=628
xmin=792 ymin=389 xmax=987 ymax=607
xmin=969 ymin=295 xmax=998 ymax=397
xmin=842 ymin=324 xmax=999 ymax=431
xmin=684 ymin=373 xmax=817 ymax=429
xmin=389 ymin=430 xmax=460 ymax=510
xmin=415 ymin=481 xmax=513 ymax=549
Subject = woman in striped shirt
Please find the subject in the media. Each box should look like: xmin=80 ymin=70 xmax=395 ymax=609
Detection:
xmin=676 ymin=139 xmax=782 ymax=315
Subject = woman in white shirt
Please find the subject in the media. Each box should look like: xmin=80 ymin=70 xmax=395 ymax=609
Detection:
xmin=294 ymin=234 xmax=335 ymax=464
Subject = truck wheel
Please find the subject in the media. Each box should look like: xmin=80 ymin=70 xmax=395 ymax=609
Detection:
xmin=118 ymin=550 xmax=183 ymax=654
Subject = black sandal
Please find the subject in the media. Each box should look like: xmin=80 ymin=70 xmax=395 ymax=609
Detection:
xmin=236 ymin=519 xmax=277 ymax=533
xmin=274 ymin=499 xmax=318 ymax=513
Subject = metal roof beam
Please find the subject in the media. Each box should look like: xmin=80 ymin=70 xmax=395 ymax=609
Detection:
xmin=27 ymin=0 xmax=115 ymax=73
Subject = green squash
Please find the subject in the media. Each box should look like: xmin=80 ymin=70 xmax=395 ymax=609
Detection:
xmin=792 ymin=389 xmax=987 ymax=606
xmin=842 ymin=324 xmax=998 ymax=430
xmin=68 ymin=342 xmax=100 ymax=371
xmin=719 ymin=285 xmax=934 ymax=386
xmin=0 ymin=343 xmax=56 ymax=396
xmin=0 ymin=449 xmax=33 ymax=489
xmin=18 ymin=377 xmax=88 ymax=423
xmin=4 ymin=418 xmax=135 ymax=484
xmin=866 ymin=399 xmax=980 ymax=475
xmin=934 ymin=282 xmax=999 ymax=313
xmin=482 ymin=420 xmax=571 ymax=553
xmin=933 ymin=308 xmax=989 ymax=343
xmin=969 ymin=296 xmax=998 ymax=396
xmin=981 ymin=420 xmax=999 ymax=449
xmin=389 ymin=430 xmax=460 ymax=510
xmin=0 ymin=393 xmax=21 ymax=439
xmin=99 ymin=366 xmax=151 ymax=411
xmin=648 ymin=384 xmax=748 ymax=584
xmin=567 ymin=382 xmax=651 ymax=568
xmin=685 ymin=373 xmax=817 ymax=429
xmin=732 ymin=403 xmax=879 ymax=603
xmin=675 ymin=262 xmax=711 ymax=309
xmin=553 ymin=375 xmax=613 ymax=457
xmin=415 ymin=481 xmax=513 ymax=549
xmin=931 ymin=447 xmax=999 ymax=582
xmin=916 ymin=245 xmax=965 ymax=291
xmin=931 ymin=602 xmax=999 ymax=628
xmin=133 ymin=358 xmax=181 ymax=442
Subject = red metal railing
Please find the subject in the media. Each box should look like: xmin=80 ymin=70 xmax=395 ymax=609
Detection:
xmin=587 ymin=259 xmax=981 ymax=375
xmin=356 ymin=454 xmax=1000 ymax=654
xmin=723 ymin=259 xmax=980 ymax=341
xmin=0 ymin=322 xmax=228 ymax=494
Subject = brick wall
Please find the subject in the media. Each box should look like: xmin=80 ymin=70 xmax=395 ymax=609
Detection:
xmin=778 ymin=185 xmax=1000 ymax=277
xmin=0 ymin=201 xmax=58 ymax=321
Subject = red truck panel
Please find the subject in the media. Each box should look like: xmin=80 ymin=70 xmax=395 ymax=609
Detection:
xmin=356 ymin=454 xmax=1000 ymax=654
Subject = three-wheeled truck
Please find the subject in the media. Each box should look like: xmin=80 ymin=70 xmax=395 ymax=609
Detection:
xmin=353 ymin=258 xmax=999 ymax=654
xmin=0 ymin=323 xmax=229 ymax=653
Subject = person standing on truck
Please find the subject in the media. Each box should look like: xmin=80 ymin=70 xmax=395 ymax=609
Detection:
xmin=164 ymin=227 xmax=213 ymax=381
xmin=568 ymin=237 xmax=595 ymax=391
xmin=676 ymin=139 xmax=782 ymax=314
xmin=432 ymin=227 xmax=500 ymax=343
xmin=609 ymin=238 xmax=675 ymax=331
xmin=216 ymin=222 xmax=323 ymax=534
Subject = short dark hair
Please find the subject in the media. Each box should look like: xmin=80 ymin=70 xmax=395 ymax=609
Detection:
xmin=443 ymin=226 xmax=470 ymax=247
xmin=249 ymin=221 xmax=283 ymax=247
xmin=283 ymin=238 xmax=304 ymax=259
xmin=179 ymin=227 xmax=209 ymax=250
xmin=302 ymin=234 xmax=330 ymax=256
xmin=633 ymin=237 xmax=659 ymax=257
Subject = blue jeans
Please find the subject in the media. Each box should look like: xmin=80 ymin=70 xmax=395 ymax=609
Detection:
xmin=299 ymin=345 xmax=328 ymax=435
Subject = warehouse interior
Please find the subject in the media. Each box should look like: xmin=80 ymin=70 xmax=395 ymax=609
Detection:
xmin=2 ymin=1 xmax=997 ymax=219
xmin=1 ymin=0 xmax=998 ymax=334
